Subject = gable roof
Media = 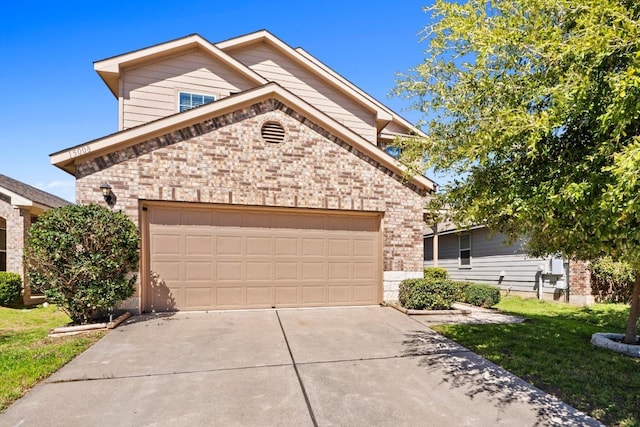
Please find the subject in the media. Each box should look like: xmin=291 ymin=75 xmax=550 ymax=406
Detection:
xmin=94 ymin=34 xmax=268 ymax=97
xmin=94 ymin=31 xmax=424 ymax=139
xmin=51 ymin=82 xmax=435 ymax=193
xmin=0 ymin=174 xmax=71 ymax=209
xmin=217 ymin=30 xmax=425 ymax=137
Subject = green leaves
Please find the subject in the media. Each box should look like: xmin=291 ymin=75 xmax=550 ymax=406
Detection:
xmin=24 ymin=204 xmax=140 ymax=324
xmin=395 ymin=0 xmax=640 ymax=267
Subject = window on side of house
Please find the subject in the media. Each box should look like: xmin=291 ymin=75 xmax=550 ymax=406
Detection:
xmin=0 ymin=217 xmax=6 ymax=271
xmin=179 ymin=92 xmax=215 ymax=112
xmin=459 ymin=233 xmax=471 ymax=268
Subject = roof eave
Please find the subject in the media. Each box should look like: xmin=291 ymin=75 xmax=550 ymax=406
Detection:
xmin=51 ymin=83 xmax=435 ymax=193
xmin=93 ymin=34 xmax=267 ymax=98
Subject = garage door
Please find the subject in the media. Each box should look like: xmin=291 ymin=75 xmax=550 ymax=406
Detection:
xmin=145 ymin=205 xmax=381 ymax=311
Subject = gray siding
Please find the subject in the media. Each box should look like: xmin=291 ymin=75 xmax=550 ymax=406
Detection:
xmin=424 ymin=228 xmax=565 ymax=295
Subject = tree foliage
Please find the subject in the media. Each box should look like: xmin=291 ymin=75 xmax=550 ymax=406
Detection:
xmin=24 ymin=204 xmax=140 ymax=324
xmin=394 ymin=0 xmax=640 ymax=342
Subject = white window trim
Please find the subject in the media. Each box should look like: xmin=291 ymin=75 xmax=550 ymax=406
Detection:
xmin=177 ymin=91 xmax=217 ymax=112
xmin=459 ymin=232 xmax=471 ymax=269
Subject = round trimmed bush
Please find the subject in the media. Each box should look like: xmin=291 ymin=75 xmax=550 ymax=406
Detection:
xmin=24 ymin=204 xmax=140 ymax=324
xmin=399 ymin=278 xmax=458 ymax=310
xmin=463 ymin=284 xmax=501 ymax=308
xmin=0 ymin=272 xmax=22 ymax=306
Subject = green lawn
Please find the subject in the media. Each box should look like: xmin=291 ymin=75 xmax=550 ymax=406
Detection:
xmin=0 ymin=305 xmax=105 ymax=412
xmin=432 ymin=296 xmax=640 ymax=426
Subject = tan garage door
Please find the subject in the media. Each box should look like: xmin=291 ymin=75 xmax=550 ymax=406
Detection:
xmin=145 ymin=205 xmax=381 ymax=311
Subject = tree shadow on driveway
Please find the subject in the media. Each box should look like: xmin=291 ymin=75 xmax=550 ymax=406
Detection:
xmin=401 ymin=330 xmax=602 ymax=427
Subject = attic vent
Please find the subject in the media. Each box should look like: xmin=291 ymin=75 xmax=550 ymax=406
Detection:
xmin=261 ymin=121 xmax=285 ymax=144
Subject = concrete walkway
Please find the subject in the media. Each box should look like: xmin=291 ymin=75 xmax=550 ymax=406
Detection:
xmin=0 ymin=306 xmax=601 ymax=426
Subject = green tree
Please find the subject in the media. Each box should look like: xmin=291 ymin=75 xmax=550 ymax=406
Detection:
xmin=24 ymin=204 xmax=139 ymax=324
xmin=394 ymin=0 xmax=640 ymax=343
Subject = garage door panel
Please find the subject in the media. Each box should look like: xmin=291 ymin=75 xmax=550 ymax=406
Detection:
xmin=183 ymin=209 xmax=214 ymax=226
xmin=215 ymin=210 xmax=243 ymax=227
xmin=216 ymin=236 xmax=243 ymax=255
xmin=275 ymin=238 xmax=298 ymax=256
xmin=275 ymin=262 xmax=298 ymax=280
xmin=147 ymin=206 xmax=381 ymax=311
xmin=353 ymin=285 xmax=375 ymax=303
xmin=151 ymin=234 xmax=182 ymax=255
xmin=185 ymin=262 xmax=212 ymax=281
xmin=328 ymin=285 xmax=351 ymax=303
xmin=150 ymin=207 xmax=181 ymax=225
xmin=302 ymin=262 xmax=325 ymax=280
xmin=301 ymin=215 xmax=326 ymax=230
xmin=328 ymin=216 xmax=352 ymax=231
xmin=302 ymin=238 xmax=325 ymax=256
xmin=185 ymin=235 xmax=213 ymax=256
xmin=246 ymin=262 xmax=272 ymax=281
xmin=184 ymin=287 xmax=213 ymax=309
xmin=243 ymin=212 xmax=273 ymax=229
xmin=246 ymin=237 xmax=272 ymax=256
xmin=273 ymin=214 xmax=301 ymax=229
xmin=217 ymin=286 xmax=243 ymax=307
xmin=328 ymin=239 xmax=350 ymax=257
xmin=275 ymin=286 xmax=299 ymax=305
xmin=353 ymin=216 xmax=379 ymax=232
xmin=353 ymin=262 xmax=376 ymax=280
xmin=353 ymin=239 xmax=376 ymax=257
xmin=246 ymin=286 xmax=272 ymax=307
xmin=302 ymin=286 xmax=326 ymax=304
xmin=216 ymin=261 xmax=243 ymax=281
xmin=328 ymin=262 xmax=350 ymax=280
xmin=151 ymin=261 xmax=181 ymax=281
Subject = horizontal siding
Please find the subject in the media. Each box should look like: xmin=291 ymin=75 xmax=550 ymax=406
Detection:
xmin=425 ymin=229 xmax=564 ymax=294
xmin=122 ymin=49 xmax=255 ymax=129
xmin=230 ymin=43 xmax=376 ymax=142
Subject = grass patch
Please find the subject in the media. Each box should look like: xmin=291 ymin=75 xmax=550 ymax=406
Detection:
xmin=432 ymin=296 xmax=640 ymax=426
xmin=0 ymin=304 xmax=105 ymax=412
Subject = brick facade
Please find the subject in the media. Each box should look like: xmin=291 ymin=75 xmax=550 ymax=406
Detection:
xmin=0 ymin=199 xmax=33 ymax=303
xmin=568 ymin=260 xmax=594 ymax=305
xmin=76 ymin=100 xmax=426 ymax=307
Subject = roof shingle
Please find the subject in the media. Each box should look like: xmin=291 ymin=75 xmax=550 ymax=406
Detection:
xmin=0 ymin=174 xmax=71 ymax=208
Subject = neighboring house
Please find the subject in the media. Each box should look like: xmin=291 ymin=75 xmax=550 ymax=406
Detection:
xmin=0 ymin=174 xmax=71 ymax=304
xmin=50 ymin=31 xmax=435 ymax=312
xmin=424 ymin=222 xmax=593 ymax=305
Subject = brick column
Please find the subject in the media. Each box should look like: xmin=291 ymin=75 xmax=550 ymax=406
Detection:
xmin=568 ymin=260 xmax=594 ymax=305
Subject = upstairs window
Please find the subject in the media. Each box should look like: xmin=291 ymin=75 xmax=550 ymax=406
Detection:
xmin=459 ymin=233 xmax=471 ymax=268
xmin=179 ymin=92 xmax=215 ymax=112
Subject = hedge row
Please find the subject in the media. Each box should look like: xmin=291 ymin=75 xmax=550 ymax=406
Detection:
xmin=399 ymin=277 xmax=500 ymax=310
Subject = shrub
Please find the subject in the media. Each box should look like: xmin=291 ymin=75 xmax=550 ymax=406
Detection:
xmin=461 ymin=283 xmax=501 ymax=308
xmin=589 ymin=257 xmax=635 ymax=303
xmin=452 ymin=281 xmax=473 ymax=303
xmin=24 ymin=204 xmax=140 ymax=324
xmin=399 ymin=278 xmax=458 ymax=310
xmin=423 ymin=267 xmax=449 ymax=281
xmin=0 ymin=272 xmax=22 ymax=306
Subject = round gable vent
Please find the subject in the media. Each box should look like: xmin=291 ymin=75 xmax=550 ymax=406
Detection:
xmin=261 ymin=121 xmax=286 ymax=144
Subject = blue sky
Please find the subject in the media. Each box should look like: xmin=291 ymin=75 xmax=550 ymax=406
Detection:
xmin=0 ymin=0 xmax=435 ymax=202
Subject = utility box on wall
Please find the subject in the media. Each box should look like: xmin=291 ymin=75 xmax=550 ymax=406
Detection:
xmin=550 ymin=257 xmax=564 ymax=275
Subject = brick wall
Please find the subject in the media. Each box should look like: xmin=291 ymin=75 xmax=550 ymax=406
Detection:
xmin=76 ymin=99 xmax=427 ymax=303
xmin=0 ymin=200 xmax=31 ymax=303
xmin=569 ymin=260 xmax=594 ymax=305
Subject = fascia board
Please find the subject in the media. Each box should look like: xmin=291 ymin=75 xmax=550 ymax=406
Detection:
xmin=94 ymin=34 xmax=267 ymax=97
xmin=51 ymin=83 xmax=434 ymax=192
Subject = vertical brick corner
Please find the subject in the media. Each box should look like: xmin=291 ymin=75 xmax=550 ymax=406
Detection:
xmin=569 ymin=260 xmax=594 ymax=305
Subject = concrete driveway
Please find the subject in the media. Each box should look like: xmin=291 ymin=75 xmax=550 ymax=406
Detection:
xmin=1 ymin=306 xmax=600 ymax=426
